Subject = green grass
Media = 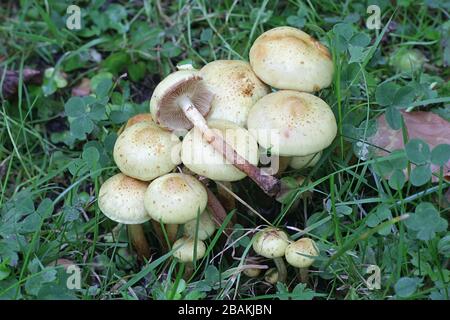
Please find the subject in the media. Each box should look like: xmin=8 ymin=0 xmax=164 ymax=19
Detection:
xmin=0 ymin=0 xmax=449 ymax=300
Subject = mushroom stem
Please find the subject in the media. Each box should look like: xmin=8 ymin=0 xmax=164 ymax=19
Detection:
xmin=184 ymin=262 xmax=194 ymax=280
xmin=216 ymin=181 xmax=236 ymax=212
xmin=177 ymin=96 xmax=280 ymax=197
xmin=167 ymin=224 xmax=179 ymax=245
xmin=298 ymin=268 xmax=309 ymax=284
xmin=273 ymin=257 xmax=287 ymax=283
xmin=127 ymin=224 xmax=151 ymax=260
xmin=151 ymin=221 xmax=179 ymax=251
xmin=205 ymin=187 xmax=232 ymax=232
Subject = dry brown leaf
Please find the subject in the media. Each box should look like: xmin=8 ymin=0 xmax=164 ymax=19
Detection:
xmin=1 ymin=67 xmax=42 ymax=98
xmin=369 ymin=110 xmax=450 ymax=182
xmin=71 ymin=77 xmax=91 ymax=97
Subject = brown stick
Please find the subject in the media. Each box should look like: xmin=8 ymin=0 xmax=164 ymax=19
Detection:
xmin=205 ymin=187 xmax=233 ymax=235
xmin=128 ymin=224 xmax=151 ymax=261
xmin=178 ymin=97 xmax=281 ymax=197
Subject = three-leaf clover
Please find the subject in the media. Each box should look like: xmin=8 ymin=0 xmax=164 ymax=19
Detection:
xmin=405 ymin=202 xmax=448 ymax=241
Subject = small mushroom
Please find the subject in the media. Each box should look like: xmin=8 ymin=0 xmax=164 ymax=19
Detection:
xmin=183 ymin=210 xmax=217 ymax=241
xmin=247 ymin=90 xmax=337 ymax=157
xmin=243 ymin=267 xmax=262 ymax=278
xmin=285 ymin=237 xmax=319 ymax=283
xmin=264 ymin=268 xmax=279 ymax=285
xmin=149 ymin=70 xmax=280 ymax=196
xmin=113 ymin=122 xmax=181 ymax=181
xmin=249 ymin=26 xmax=333 ymax=92
xmin=181 ymin=119 xmax=259 ymax=182
xmin=289 ymin=151 xmax=322 ymax=170
xmin=172 ymin=236 xmax=206 ymax=279
xmin=144 ymin=173 xmax=208 ymax=245
xmin=98 ymin=173 xmax=151 ymax=260
xmin=252 ymin=227 xmax=289 ymax=283
xmin=200 ymin=60 xmax=270 ymax=127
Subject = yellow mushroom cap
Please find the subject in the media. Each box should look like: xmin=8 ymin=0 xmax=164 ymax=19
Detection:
xmin=252 ymin=227 xmax=290 ymax=258
xmin=144 ymin=173 xmax=208 ymax=224
xmin=247 ymin=90 xmax=337 ymax=156
xmin=264 ymin=268 xmax=279 ymax=284
xmin=98 ymin=173 xmax=150 ymax=224
xmin=149 ymin=70 xmax=213 ymax=131
xmin=200 ymin=60 xmax=270 ymax=127
xmin=113 ymin=122 xmax=181 ymax=181
xmin=184 ymin=210 xmax=217 ymax=241
xmin=124 ymin=113 xmax=154 ymax=130
xmin=249 ymin=26 xmax=333 ymax=92
xmin=172 ymin=236 xmax=206 ymax=262
xmin=285 ymin=238 xmax=319 ymax=268
xmin=290 ymin=151 xmax=322 ymax=169
xmin=243 ymin=267 xmax=262 ymax=278
xmin=181 ymin=119 xmax=259 ymax=181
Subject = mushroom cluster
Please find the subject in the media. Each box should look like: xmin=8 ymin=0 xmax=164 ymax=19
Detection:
xmin=97 ymin=26 xmax=334 ymax=285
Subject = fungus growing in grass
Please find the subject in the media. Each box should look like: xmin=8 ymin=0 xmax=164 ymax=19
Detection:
xmin=252 ymin=227 xmax=289 ymax=283
xmin=123 ymin=113 xmax=154 ymax=129
xmin=247 ymin=91 xmax=337 ymax=157
xmin=172 ymin=236 xmax=206 ymax=279
xmin=98 ymin=173 xmax=151 ymax=260
xmin=200 ymin=60 xmax=270 ymax=127
xmin=149 ymin=70 xmax=280 ymax=196
xmin=289 ymin=151 xmax=322 ymax=170
xmin=285 ymin=237 xmax=319 ymax=283
xmin=243 ymin=267 xmax=262 ymax=278
xmin=181 ymin=119 xmax=259 ymax=182
xmin=264 ymin=268 xmax=279 ymax=285
xmin=249 ymin=26 xmax=333 ymax=92
xmin=183 ymin=210 xmax=217 ymax=241
xmin=144 ymin=173 xmax=208 ymax=244
xmin=113 ymin=122 xmax=181 ymax=181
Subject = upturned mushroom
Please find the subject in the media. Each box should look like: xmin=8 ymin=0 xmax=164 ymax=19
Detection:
xmin=247 ymin=91 xmax=337 ymax=157
xmin=200 ymin=60 xmax=270 ymax=127
xmin=149 ymin=69 xmax=280 ymax=196
xmin=252 ymin=227 xmax=289 ymax=283
xmin=98 ymin=173 xmax=151 ymax=260
xmin=181 ymin=119 xmax=259 ymax=182
xmin=183 ymin=210 xmax=216 ymax=241
xmin=144 ymin=173 xmax=208 ymax=244
xmin=249 ymin=26 xmax=333 ymax=92
xmin=113 ymin=121 xmax=181 ymax=181
xmin=285 ymin=237 xmax=319 ymax=283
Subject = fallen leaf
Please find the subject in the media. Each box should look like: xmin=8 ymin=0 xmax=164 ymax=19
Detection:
xmin=369 ymin=111 xmax=450 ymax=182
xmin=71 ymin=78 xmax=91 ymax=97
xmin=0 ymin=67 xmax=42 ymax=98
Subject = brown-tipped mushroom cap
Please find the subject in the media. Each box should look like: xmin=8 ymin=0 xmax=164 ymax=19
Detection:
xmin=200 ymin=60 xmax=270 ymax=127
xmin=144 ymin=173 xmax=208 ymax=224
xmin=172 ymin=236 xmax=206 ymax=262
xmin=249 ymin=26 xmax=333 ymax=92
xmin=113 ymin=122 xmax=181 ymax=181
xmin=247 ymin=91 xmax=337 ymax=156
xmin=98 ymin=173 xmax=150 ymax=224
xmin=252 ymin=227 xmax=290 ymax=258
xmin=285 ymin=238 xmax=319 ymax=268
xmin=124 ymin=113 xmax=154 ymax=130
xmin=181 ymin=119 xmax=259 ymax=181
xmin=150 ymin=70 xmax=213 ymax=131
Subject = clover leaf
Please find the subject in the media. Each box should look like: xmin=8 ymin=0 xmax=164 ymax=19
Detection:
xmin=405 ymin=202 xmax=448 ymax=241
